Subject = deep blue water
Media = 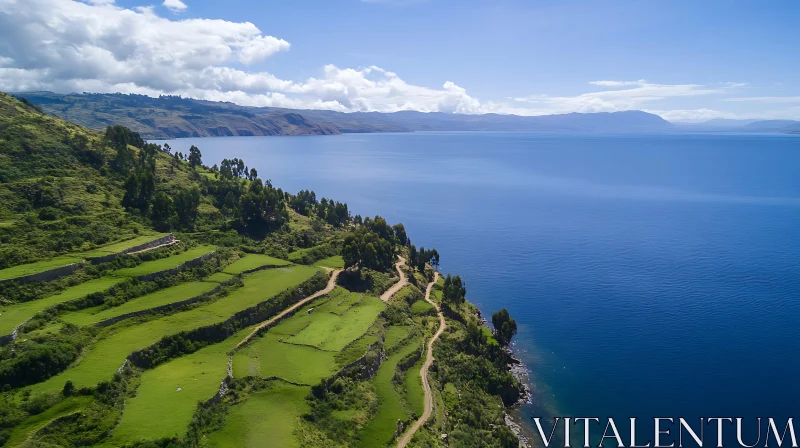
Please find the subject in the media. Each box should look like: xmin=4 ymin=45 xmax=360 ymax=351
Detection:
xmin=158 ymin=132 xmax=800 ymax=444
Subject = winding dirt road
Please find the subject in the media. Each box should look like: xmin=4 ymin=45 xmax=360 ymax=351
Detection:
xmin=380 ymin=257 xmax=408 ymax=302
xmin=396 ymin=271 xmax=442 ymax=448
xmin=234 ymin=269 xmax=342 ymax=351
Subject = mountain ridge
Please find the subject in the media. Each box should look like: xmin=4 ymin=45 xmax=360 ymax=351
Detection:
xmin=16 ymin=91 xmax=673 ymax=139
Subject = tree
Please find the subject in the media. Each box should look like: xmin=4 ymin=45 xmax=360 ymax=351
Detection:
xmin=174 ymin=187 xmax=201 ymax=228
xmin=491 ymin=308 xmax=518 ymax=347
xmin=342 ymin=226 xmax=394 ymax=271
xmin=150 ymin=191 xmax=176 ymax=230
xmin=442 ymin=274 xmax=466 ymax=305
xmin=392 ymin=223 xmax=408 ymax=246
xmin=188 ymin=145 xmax=202 ymax=168
xmin=62 ymin=380 xmax=75 ymax=397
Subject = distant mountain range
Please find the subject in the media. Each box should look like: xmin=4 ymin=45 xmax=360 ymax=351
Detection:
xmin=12 ymin=92 xmax=800 ymax=138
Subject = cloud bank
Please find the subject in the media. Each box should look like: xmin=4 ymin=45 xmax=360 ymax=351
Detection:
xmin=0 ymin=0 xmax=786 ymax=121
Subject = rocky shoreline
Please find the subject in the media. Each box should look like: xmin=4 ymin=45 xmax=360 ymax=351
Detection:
xmin=478 ymin=311 xmax=534 ymax=447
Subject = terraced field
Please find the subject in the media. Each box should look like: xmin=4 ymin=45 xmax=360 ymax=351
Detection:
xmin=206 ymin=383 xmax=311 ymax=448
xmin=28 ymin=265 xmax=320 ymax=396
xmin=222 ymin=254 xmax=291 ymax=274
xmin=110 ymin=245 xmax=216 ymax=278
xmin=358 ymin=337 xmax=423 ymax=447
xmin=60 ymin=280 xmax=220 ymax=326
xmin=0 ymin=276 xmax=126 ymax=335
xmin=75 ymin=233 xmax=169 ymax=259
xmin=0 ymin=256 xmax=83 ymax=282
xmin=109 ymin=327 xmax=253 ymax=443
xmin=287 ymin=294 xmax=384 ymax=351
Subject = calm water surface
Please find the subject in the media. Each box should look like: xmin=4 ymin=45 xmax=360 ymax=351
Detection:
xmin=158 ymin=132 xmax=800 ymax=442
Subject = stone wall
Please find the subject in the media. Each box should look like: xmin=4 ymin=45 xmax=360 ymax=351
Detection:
xmin=0 ymin=261 xmax=87 ymax=286
xmin=89 ymin=234 xmax=176 ymax=264
xmin=135 ymin=251 xmax=215 ymax=282
xmin=95 ymin=281 xmax=227 ymax=328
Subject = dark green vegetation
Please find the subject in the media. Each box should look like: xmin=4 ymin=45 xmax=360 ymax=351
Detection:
xmin=0 ymin=91 xmax=522 ymax=447
xmin=491 ymin=308 xmax=518 ymax=347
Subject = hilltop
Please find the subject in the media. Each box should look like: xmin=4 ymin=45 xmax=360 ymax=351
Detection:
xmin=0 ymin=91 xmax=523 ymax=448
xmin=16 ymin=91 xmax=673 ymax=139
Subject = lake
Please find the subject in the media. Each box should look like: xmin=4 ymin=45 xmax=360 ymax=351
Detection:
xmin=157 ymin=131 xmax=800 ymax=444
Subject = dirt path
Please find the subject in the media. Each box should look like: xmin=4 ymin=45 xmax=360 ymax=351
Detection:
xmin=233 ymin=269 xmax=342 ymax=351
xmin=380 ymin=257 xmax=408 ymax=302
xmin=397 ymin=271 xmax=442 ymax=448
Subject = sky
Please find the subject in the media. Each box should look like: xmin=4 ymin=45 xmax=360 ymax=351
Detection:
xmin=0 ymin=0 xmax=798 ymax=122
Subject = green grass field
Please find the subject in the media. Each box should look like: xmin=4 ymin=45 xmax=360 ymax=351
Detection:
xmin=110 ymin=245 xmax=215 ymax=277
xmin=233 ymin=333 xmax=338 ymax=385
xmin=75 ymin=233 xmax=168 ymax=258
xmin=206 ymin=383 xmax=311 ymax=448
xmin=288 ymin=296 xmax=384 ymax=352
xmin=222 ymin=254 xmax=290 ymax=274
xmin=0 ymin=277 xmax=125 ymax=335
xmin=0 ymin=256 xmax=84 ymax=282
xmin=204 ymin=272 xmax=234 ymax=283
xmin=410 ymin=299 xmax=435 ymax=315
xmin=28 ymin=266 xmax=320 ymax=396
xmin=3 ymin=396 xmax=93 ymax=447
xmin=402 ymin=359 xmax=425 ymax=416
xmin=357 ymin=339 xmax=421 ymax=447
xmin=313 ymin=255 xmax=344 ymax=269
xmin=109 ymin=328 xmax=251 ymax=444
xmin=60 ymin=280 xmax=220 ymax=326
xmin=384 ymin=326 xmax=411 ymax=352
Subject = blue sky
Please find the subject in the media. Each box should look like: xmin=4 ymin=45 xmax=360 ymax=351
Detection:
xmin=1 ymin=0 xmax=798 ymax=121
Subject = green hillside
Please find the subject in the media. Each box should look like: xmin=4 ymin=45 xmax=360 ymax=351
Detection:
xmin=0 ymin=91 xmax=521 ymax=448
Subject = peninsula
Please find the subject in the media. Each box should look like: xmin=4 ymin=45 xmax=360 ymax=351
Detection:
xmin=0 ymin=92 xmax=524 ymax=447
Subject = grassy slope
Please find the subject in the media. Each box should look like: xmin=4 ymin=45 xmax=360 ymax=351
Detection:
xmin=233 ymin=332 xmax=338 ymax=385
xmin=0 ymin=256 xmax=84 ymax=282
xmin=288 ymin=296 xmax=384 ymax=351
xmin=358 ymin=339 xmax=421 ymax=448
xmin=0 ymin=277 xmax=125 ymax=335
xmin=110 ymin=245 xmax=216 ymax=277
xmin=60 ymin=280 xmax=220 ymax=326
xmin=206 ymin=383 xmax=311 ymax=448
xmin=74 ymin=232 xmax=167 ymax=258
xmin=3 ymin=396 xmax=93 ymax=447
xmin=28 ymin=266 xmax=319 ymax=395
xmin=313 ymin=255 xmax=345 ymax=269
xmin=109 ymin=327 xmax=251 ymax=443
xmin=222 ymin=254 xmax=290 ymax=274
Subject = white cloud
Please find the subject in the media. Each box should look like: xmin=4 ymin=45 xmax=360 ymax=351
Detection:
xmin=588 ymin=80 xmax=645 ymax=87
xmin=162 ymin=0 xmax=187 ymax=12
xmin=0 ymin=0 xmax=790 ymax=120
xmin=725 ymin=96 xmax=800 ymax=103
xmin=509 ymin=80 xmax=727 ymax=116
xmin=644 ymin=108 xmax=740 ymax=123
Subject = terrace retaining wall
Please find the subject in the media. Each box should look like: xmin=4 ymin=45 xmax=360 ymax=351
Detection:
xmin=95 ymin=281 xmax=229 ymax=328
xmin=89 ymin=234 xmax=176 ymax=264
xmin=0 ymin=261 xmax=87 ymax=286
xmin=135 ymin=251 xmax=216 ymax=282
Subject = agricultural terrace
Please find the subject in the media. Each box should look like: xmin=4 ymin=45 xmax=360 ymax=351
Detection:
xmin=358 ymin=336 xmax=424 ymax=447
xmin=74 ymin=232 xmax=169 ymax=258
xmin=27 ymin=265 xmax=320 ymax=396
xmin=313 ymin=255 xmax=345 ymax=269
xmin=286 ymin=293 xmax=384 ymax=352
xmin=109 ymin=327 xmax=252 ymax=444
xmin=0 ymin=277 xmax=125 ymax=335
xmin=3 ymin=396 xmax=93 ymax=447
xmin=206 ymin=383 xmax=310 ymax=448
xmin=110 ymin=245 xmax=215 ymax=277
xmin=60 ymin=280 xmax=221 ymax=327
xmin=0 ymin=256 xmax=83 ymax=282
xmin=233 ymin=287 xmax=384 ymax=382
xmin=222 ymin=253 xmax=290 ymax=274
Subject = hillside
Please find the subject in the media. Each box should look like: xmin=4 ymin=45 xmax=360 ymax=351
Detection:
xmin=0 ymin=92 xmax=523 ymax=448
xmin=17 ymin=92 xmax=673 ymax=139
